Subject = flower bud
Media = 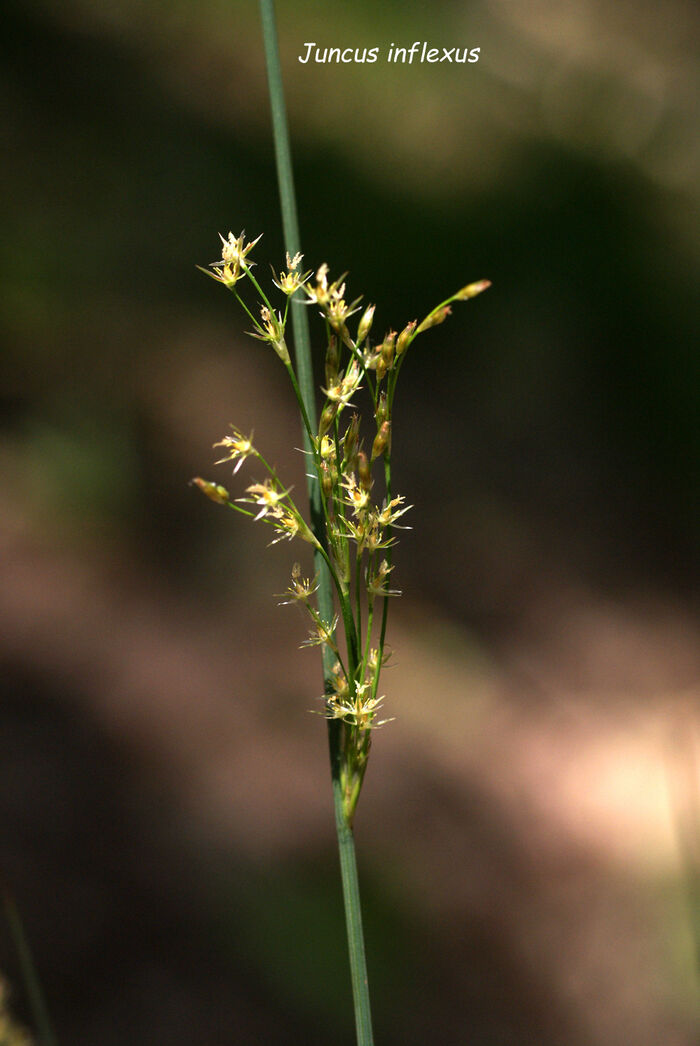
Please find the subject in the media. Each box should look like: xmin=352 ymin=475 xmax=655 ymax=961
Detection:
xmin=191 ymin=477 xmax=229 ymax=504
xmin=396 ymin=320 xmax=416 ymax=358
xmin=319 ymin=434 xmax=335 ymax=461
xmin=371 ymin=421 xmax=391 ymax=462
xmin=454 ymin=279 xmax=491 ymax=301
xmin=375 ymin=392 xmax=388 ymax=427
xmin=357 ymin=304 xmax=375 ymax=346
xmin=318 ymin=402 xmax=337 ymax=437
xmin=381 ymin=331 xmax=396 ymax=369
xmin=343 ymin=414 xmax=360 ymax=466
xmin=416 ymin=306 xmax=451 ymax=334
xmin=357 ymin=450 xmax=372 ymax=492
xmin=321 ymin=461 xmax=333 ymax=499
xmin=325 ymin=334 xmax=340 ymax=387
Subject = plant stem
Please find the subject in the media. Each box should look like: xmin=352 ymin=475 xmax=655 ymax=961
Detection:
xmin=257 ymin=0 xmax=315 ymax=437
xmin=2 ymin=884 xmax=57 ymax=1046
xmin=257 ymin=3 xmax=375 ymax=1043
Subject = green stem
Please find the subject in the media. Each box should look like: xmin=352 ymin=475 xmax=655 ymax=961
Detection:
xmin=257 ymin=0 xmax=315 ymax=426
xmin=361 ymin=586 xmax=375 ymax=679
xmin=371 ymin=454 xmax=392 ymax=702
xmin=334 ymin=797 xmax=373 ymax=1038
xmin=258 ymin=3 xmax=374 ymax=1044
xmin=354 ymin=550 xmax=362 ymax=662
xmin=232 ymin=285 xmax=262 ymax=330
xmin=284 ymin=362 xmax=317 ymax=451
xmin=2 ymin=884 xmax=58 ymax=1046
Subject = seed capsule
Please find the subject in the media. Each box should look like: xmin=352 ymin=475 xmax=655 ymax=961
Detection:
xmin=343 ymin=414 xmax=360 ymax=468
xmin=381 ymin=331 xmax=396 ymax=370
xmin=375 ymin=392 xmax=388 ymax=427
xmin=416 ymin=305 xmax=451 ymax=334
xmin=321 ymin=462 xmax=333 ymax=499
xmin=357 ymin=450 xmax=372 ymax=491
xmin=357 ymin=304 xmax=375 ymax=346
xmin=191 ymin=477 xmax=229 ymax=505
xmin=454 ymin=279 xmax=491 ymax=301
xmin=318 ymin=402 xmax=337 ymax=437
xmin=371 ymin=421 xmax=391 ymax=462
xmin=325 ymin=334 xmax=340 ymax=387
xmin=396 ymin=320 xmax=416 ymax=358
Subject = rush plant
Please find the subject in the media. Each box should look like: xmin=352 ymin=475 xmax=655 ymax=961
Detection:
xmin=192 ymin=3 xmax=490 ymax=1043
xmin=194 ymin=232 xmax=489 ymax=1040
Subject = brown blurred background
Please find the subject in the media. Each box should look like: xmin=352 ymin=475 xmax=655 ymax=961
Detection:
xmin=1 ymin=0 xmax=699 ymax=1042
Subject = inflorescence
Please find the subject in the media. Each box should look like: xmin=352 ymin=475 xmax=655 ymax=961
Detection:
xmin=195 ymin=231 xmax=489 ymax=818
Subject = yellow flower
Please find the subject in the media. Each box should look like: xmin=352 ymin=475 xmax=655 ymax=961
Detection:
xmin=269 ymin=509 xmax=320 ymax=546
xmin=341 ymin=473 xmax=370 ymax=516
xmin=240 ymin=479 xmax=290 ymax=520
xmin=326 ymin=293 xmax=362 ymax=332
xmin=219 ymin=230 xmax=262 ymax=269
xmin=318 ymin=434 xmax=336 ymax=461
xmin=273 ymin=252 xmax=312 ymax=295
xmin=324 ymin=682 xmax=390 ymax=729
xmin=201 ymin=231 xmax=262 ymax=287
xmin=322 ymin=360 xmax=362 ymax=406
xmin=301 ymin=614 xmax=339 ymax=649
xmin=249 ymin=306 xmax=290 ymax=364
xmin=305 ymin=263 xmax=331 ymax=306
xmin=278 ymin=563 xmax=318 ymax=604
xmin=367 ymin=647 xmax=392 ymax=673
xmin=372 ymin=495 xmax=412 ymax=529
xmin=367 ymin=559 xmax=401 ymax=599
xmin=363 ymin=523 xmax=396 ymax=553
xmin=304 ymin=266 xmax=361 ymax=331
xmin=213 ymin=427 xmax=255 ymax=473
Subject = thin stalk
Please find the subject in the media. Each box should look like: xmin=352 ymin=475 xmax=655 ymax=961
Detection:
xmin=2 ymin=884 xmax=57 ymax=1046
xmin=354 ymin=551 xmax=362 ymax=657
xmin=284 ymin=362 xmax=317 ymax=450
xmin=361 ymin=590 xmax=375 ymax=679
xmin=258 ymin=3 xmax=375 ymax=1044
xmin=371 ymin=455 xmax=392 ymax=702
xmin=257 ymin=0 xmax=315 ymax=435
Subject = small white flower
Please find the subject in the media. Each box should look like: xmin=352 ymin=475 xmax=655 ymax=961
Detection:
xmin=219 ymin=230 xmax=262 ymax=269
xmin=213 ymin=427 xmax=255 ymax=473
xmin=240 ymin=479 xmax=290 ymax=520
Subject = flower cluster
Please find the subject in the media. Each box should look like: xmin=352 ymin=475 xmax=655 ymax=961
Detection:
xmin=195 ymin=231 xmax=489 ymax=819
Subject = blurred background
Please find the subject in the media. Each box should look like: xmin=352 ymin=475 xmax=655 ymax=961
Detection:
xmin=1 ymin=0 xmax=699 ymax=1042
